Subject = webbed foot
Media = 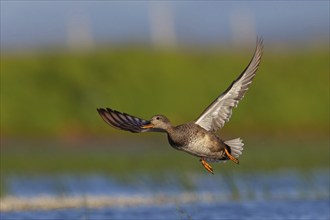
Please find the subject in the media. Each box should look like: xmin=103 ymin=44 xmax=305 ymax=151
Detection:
xmin=200 ymin=158 xmax=214 ymax=174
xmin=224 ymin=148 xmax=239 ymax=164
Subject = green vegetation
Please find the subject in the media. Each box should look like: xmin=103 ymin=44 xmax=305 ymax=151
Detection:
xmin=1 ymin=48 xmax=329 ymax=136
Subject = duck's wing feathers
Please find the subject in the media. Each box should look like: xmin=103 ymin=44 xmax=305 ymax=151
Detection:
xmin=97 ymin=108 xmax=154 ymax=133
xmin=195 ymin=38 xmax=263 ymax=132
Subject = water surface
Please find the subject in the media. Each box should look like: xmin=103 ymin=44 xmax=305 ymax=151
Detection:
xmin=1 ymin=170 xmax=329 ymax=219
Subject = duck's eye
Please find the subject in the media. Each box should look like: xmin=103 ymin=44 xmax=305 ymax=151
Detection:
xmin=156 ymin=117 xmax=160 ymax=120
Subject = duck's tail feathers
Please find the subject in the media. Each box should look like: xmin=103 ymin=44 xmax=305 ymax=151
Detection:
xmin=224 ymin=138 xmax=244 ymax=158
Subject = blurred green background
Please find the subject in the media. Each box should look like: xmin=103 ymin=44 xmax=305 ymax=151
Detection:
xmin=1 ymin=2 xmax=329 ymax=177
xmin=1 ymin=47 xmax=329 ymax=136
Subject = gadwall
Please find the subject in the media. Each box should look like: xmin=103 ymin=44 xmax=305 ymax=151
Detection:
xmin=97 ymin=38 xmax=263 ymax=174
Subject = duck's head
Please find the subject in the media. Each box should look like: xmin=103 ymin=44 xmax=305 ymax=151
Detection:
xmin=141 ymin=115 xmax=172 ymax=131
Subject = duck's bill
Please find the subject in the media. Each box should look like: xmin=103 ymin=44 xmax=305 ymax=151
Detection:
xmin=141 ymin=123 xmax=154 ymax=129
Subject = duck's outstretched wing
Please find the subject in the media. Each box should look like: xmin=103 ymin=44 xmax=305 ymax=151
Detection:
xmin=97 ymin=108 xmax=153 ymax=133
xmin=195 ymin=38 xmax=263 ymax=132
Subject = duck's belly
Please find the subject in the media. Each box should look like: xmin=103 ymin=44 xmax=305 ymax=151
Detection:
xmin=180 ymin=134 xmax=225 ymax=159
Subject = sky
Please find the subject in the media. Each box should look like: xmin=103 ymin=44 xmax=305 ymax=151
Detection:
xmin=1 ymin=1 xmax=329 ymax=51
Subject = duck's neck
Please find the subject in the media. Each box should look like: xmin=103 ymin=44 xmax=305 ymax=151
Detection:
xmin=164 ymin=125 xmax=175 ymax=134
xmin=163 ymin=125 xmax=176 ymax=139
xmin=166 ymin=126 xmax=186 ymax=148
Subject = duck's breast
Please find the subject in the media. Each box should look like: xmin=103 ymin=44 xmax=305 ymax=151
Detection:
xmin=184 ymin=132 xmax=221 ymax=157
xmin=169 ymin=123 xmax=223 ymax=157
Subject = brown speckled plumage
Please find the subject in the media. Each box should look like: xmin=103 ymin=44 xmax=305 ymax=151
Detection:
xmin=166 ymin=122 xmax=227 ymax=160
xmin=97 ymin=38 xmax=263 ymax=174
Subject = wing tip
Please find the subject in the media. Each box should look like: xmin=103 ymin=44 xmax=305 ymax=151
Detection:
xmin=256 ymin=36 xmax=263 ymax=43
xmin=256 ymin=36 xmax=264 ymax=56
xmin=97 ymin=107 xmax=150 ymax=133
xmin=97 ymin=108 xmax=105 ymax=113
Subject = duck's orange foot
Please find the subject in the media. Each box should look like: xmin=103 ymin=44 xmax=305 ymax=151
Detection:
xmin=224 ymin=148 xmax=239 ymax=164
xmin=200 ymin=158 xmax=214 ymax=174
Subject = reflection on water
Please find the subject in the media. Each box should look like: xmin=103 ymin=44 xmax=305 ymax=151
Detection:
xmin=1 ymin=170 xmax=329 ymax=219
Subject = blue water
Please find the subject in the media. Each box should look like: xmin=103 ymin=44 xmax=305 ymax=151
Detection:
xmin=2 ymin=199 xmax=330 ymax=220
xmin=1 ymin=170 xmax=329 ymax=219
